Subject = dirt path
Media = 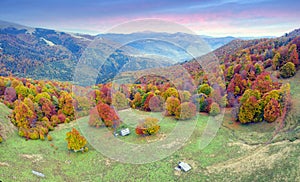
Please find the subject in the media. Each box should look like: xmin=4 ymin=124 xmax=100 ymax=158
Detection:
xmin=206 ymin=139 xmax=300 ymax=174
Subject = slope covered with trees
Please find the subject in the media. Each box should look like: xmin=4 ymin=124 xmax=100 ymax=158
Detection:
xmin=0 ymin=28 xmax=299 ymax=143
xmin=0 ymin=21 xmax=236 ymax=83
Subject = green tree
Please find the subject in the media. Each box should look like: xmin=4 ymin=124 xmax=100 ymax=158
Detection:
xmin=209 ymin=102 xmax=221 ymax=116
xmin=15 ymin=84 xmax=29 ymax=99
xmin=254 ymin=63 xmax=264 ymax=75
xmin=226 ymin=65 xmax=234 ymax=81
xmin=280 ymin=62 xmax=296 ymax=78
xmin=197 ymin=84 xmax=212 ymax=96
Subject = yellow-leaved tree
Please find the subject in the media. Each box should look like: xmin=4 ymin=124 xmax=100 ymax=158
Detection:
xmin=65 ymin=128 xmax=88 ymax=153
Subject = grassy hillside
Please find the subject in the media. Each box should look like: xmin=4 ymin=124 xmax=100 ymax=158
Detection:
xmin=0 ymin=104 xmax=299 ymax=181
xmin=0 ymin=102 xmax=14 ymax=140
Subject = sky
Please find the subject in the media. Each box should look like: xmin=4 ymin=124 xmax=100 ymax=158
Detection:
xmin=0 ymin=0 xmax=299 ymax=37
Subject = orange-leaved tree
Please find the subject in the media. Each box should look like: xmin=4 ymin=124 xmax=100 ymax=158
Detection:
xmin=264 ymin=98 xmax=281 ymax=122
xmin=96 ymin=102 xmax=120 ymax=127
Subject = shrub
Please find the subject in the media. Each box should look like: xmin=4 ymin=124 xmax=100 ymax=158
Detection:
xmin=264 ymin=98 xmax=281 ymax=122
xmin=175 ymin=102 xmax=197 ymax=120
xmin=28 ymin=129 xmax=40 ymax=140
xmin=165 ymin=96 xmax=180 ymax=116
xmin=135 ymin=117 xmax=160 ymax=136
xmin=280 ymin=62 xmax=296 ymax=78
xmin=0 ymin=135 xmax=2 ymax=143
xmin=209 ymin=102 xmax=221 ymax=116
xmin=40 ymin=132 xmax=45 ymax=141
xmin=47 ymin=134 xmax=53 ymax=141
xmin=65 ymin=118 xmax=70 ymax=123
xmin=65 ymin=128 xmax=87 ymax=152
xmin=18 ymin=128 xmax=26 ymax=137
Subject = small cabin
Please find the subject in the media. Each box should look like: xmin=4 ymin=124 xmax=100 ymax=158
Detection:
xmin=178 ymin=162 xmax=191 ymax=172
xmin=120 ymin=128 xmax=130 ymax=136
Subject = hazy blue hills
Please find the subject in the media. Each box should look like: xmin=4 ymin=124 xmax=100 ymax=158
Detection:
xmin=0 ymin=20 xmax=274 ymax=84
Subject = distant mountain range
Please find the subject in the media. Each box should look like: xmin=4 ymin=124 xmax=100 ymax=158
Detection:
xmin=0 ymin=20 xmax=278 ymax=84
xmin=116 ymin=27 xmax=300 ymax=85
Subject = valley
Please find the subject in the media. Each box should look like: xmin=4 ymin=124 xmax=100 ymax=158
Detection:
xmin=0 ymin=20 xmax=300 ymax=182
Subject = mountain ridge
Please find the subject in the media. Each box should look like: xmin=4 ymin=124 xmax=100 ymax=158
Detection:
xmin=0 ymin=20 xmax=294 ymax=84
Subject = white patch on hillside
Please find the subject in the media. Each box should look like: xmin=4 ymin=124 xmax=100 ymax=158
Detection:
xmin=69 ymin=33 xmax=91 ymax=41
xmin=40 ymin=38 xmax=55 ymax=46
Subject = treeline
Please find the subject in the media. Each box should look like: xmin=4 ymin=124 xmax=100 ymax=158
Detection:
xmin=1 ymin=35 xmax=299 ymax=142
xmin=0 ymin=76 xmax=75 ymax=140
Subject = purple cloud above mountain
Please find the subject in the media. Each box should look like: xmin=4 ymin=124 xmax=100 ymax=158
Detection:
xmin=0 ymin=0 xmax=299 ymax=36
